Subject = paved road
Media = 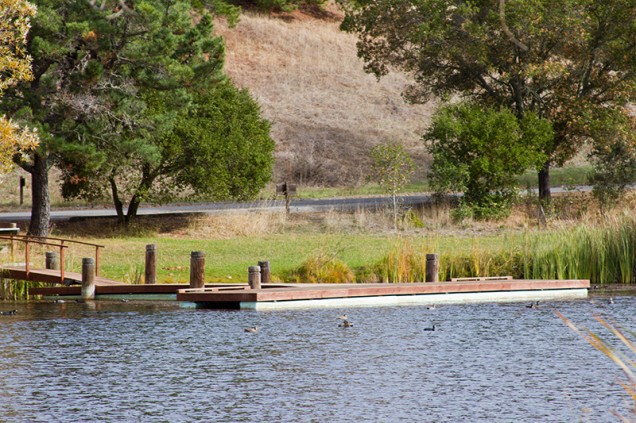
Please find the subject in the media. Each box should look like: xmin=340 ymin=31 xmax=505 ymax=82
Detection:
xmin=0 ymin=185 xmax=594 ymax=223
xmin=0 ymin=194 xmax=441 ymax=223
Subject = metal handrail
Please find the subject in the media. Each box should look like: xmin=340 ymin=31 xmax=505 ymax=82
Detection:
xmin=0 ymin=235 xmax=103 ymax=283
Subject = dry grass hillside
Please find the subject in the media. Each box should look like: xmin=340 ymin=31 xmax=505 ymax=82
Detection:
xmin=214 ymin=5 xmax=436 ymax=186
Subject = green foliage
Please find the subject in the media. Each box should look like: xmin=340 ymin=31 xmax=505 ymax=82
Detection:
xmin=368 ymin=142 xmax=414 ymax=228
xmin=425 ymin=102 xmax=552 ymax=219
xmin=588 ymin=109 xmax=636 ymax=209
xmin=372 ymin=218 xmax=636 ymax=285
xmin=0 ymin=0 xmax=236 ymax=231
xmin=170 ymin=82 xmax=275 ymax=201
xmin=341 ymin=0 xmax=636 ymax=199
xmin=369 ymin=143 xmax=414 ymax=194
xmin=236 ymin=0 xmax=325 ymax=13
xmin=0 ymin=0 xmax=275 ymax=225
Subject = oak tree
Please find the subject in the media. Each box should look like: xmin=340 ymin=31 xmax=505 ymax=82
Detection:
xmin=341 ymin=0 xmax=636 ymax=202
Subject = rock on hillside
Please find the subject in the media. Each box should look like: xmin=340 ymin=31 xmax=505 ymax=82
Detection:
xmin=215 ymin=7 xmax=436 ymax=186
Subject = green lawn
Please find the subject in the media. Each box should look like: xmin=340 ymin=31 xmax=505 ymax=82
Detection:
xmin=57 ymin=231 xmax=516 ymax=284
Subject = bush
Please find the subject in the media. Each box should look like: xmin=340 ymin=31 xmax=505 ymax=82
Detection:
xmin=425 ymin=102 xmax=552 ymax=220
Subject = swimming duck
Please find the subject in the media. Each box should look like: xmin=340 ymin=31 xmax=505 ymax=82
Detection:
xmin=0 ymin=310 xmax=17 ymax=316
xmin=337 ymin=314 xmax=348 ymax=321
xmin=427 ymin=305 xmax=437 ymax=310
xmin=244 ymin=326 xmax=259 ymax=333
xmin=609 ymin=297 xmax=614 ymax=304
xmin=424 ymin=324 xmax=436 ymax=331
xmin=526 ymin=301 xmax=540 ymax=309
xmin=338 ymin=319 xmax=353 ymax=328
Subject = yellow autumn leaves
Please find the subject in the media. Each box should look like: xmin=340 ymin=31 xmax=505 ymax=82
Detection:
xmin=0 ymin=0 xmax=38 ymax=173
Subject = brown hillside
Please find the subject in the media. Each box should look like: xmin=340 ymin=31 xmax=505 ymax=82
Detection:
xmin=214 ymin=7 xmax=436 ymax=186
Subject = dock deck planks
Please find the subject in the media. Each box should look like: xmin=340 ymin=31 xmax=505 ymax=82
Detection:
xmin=2 ymin=267 xmax=124 ymax=286
xmin=176 ymin=279 xmax=590 ymax=304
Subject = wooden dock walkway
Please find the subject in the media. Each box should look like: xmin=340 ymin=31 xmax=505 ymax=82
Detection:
xmin=2 ymin=267 xmax=124 ymax=286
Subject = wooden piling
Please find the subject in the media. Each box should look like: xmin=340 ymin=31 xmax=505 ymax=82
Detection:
xmin=425 ymin=254 xmax=439 ymax=283
xmin=190 ymin=251 xmax=205 ymax=289
xmin=258 ymin=260 xmax=270 ymax=284
xmin=145 ymin=244 xmax=157 ymax=285
xmin=45 ymin=251 xmax=59 ymax=270
xmin=81 ymin=258 xmax=96 ymax=300
xmin=249 ymin=266 xmax=261 ymax=290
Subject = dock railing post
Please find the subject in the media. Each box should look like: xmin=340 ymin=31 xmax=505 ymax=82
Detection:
xmin=249 ymin=266 xmax=261 ymax=290
xmin=425 ymin=253 xmax=439 ymax=283
xmin=145 ymin=244 xmax=157 ymax=285
xmin=258 ymin=260 xmax=270 ymax=284
xmin=190 ymin=251 xmax=205 ymax=289
xmin=81 ymin=257 xmax=96 ymax=300
xmin=45 ymin=251 xmax=59 ymax=270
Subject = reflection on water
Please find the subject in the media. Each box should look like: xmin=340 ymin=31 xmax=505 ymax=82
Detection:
xmin=0 ymin=296 xmax=632 ymax=422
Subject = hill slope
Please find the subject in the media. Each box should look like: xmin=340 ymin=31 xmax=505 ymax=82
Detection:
xmin=215 ymin=7 xmax=436 ymax=186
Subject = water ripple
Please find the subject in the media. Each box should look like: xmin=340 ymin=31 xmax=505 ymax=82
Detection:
xmin=0 ymin=297 xmax=632 ymax=422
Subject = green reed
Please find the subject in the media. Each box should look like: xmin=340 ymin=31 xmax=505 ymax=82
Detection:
xmin=375 ymin=217 xmax=636 ymax=284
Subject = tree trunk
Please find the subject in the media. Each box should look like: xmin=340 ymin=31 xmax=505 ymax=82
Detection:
xmin=109 ymin=176 xmax=125 ymax=224
xmin=538 ymin=161 xmax=551 ymax=202
xmin=28 ymin=153 xmax=51 ymax=237
xmin=126 ymin=194 xmax=142 ymax=224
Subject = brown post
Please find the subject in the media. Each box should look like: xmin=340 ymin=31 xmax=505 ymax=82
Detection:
xmin=95 ymin=246 xmax=101 ymax=277
xmin=285 ymin=182 xmax=291 ymax=215
xmin=190 ymin=251 xmax=205 ymax=289
xmin=60 ymin=246 xmax=65 ymax=283
xmin=81 ymin=257 xmax=96 ymax=300
xmin=258 ymin=260 xmax=270 ymax=284
xmin=425 ymin=253 xmax=439 ymax=283
xmin=45 ymin=251 xmax=59 ymax=270
xmin=25 ymin=241 xmax=30 ymax=279
xmin=248 ymin=266 xmax=261 ymax=290
xmin=145 ymin=244 xmax=157 ymax=285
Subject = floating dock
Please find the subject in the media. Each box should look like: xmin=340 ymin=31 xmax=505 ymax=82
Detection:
xmin=29 ymin=279 xmax=589 ymax=309
xmin=176 ymin=279 xmax=589 ymax=310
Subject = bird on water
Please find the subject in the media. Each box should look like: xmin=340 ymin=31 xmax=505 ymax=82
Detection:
xmin=526 ymin=301 xmax=540 ymax=309
xmin=0 ymin=310 xmax=17 ymax=316
xmin=338 ymin=314 xmax=353 ymax=327
xmin=244 ymin=326 xmax=259 ymax=333
xmin=424 ymin=324 xmax=436 ymax=331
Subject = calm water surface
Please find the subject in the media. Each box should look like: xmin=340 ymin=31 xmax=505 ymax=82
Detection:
xmin=0 ymin=295 xmax=633 ymax=422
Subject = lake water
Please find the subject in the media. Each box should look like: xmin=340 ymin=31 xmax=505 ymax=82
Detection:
xmin=0 ymin=295 xmax=633 ymax=422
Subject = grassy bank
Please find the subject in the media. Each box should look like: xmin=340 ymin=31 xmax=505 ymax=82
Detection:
xmin=4 ymin=193 xmax=635 ymax=288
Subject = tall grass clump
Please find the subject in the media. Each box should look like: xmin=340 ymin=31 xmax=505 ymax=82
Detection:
xmin=524 ymin=217 xmax=636 ymax=284
xmin=0 ymin=274 xmax=46 ymax=301
xmin=373 ymin=238 xmax=443 ymax=283
xmin=285 ymin=253 xmax=355 ymax=283
xmin=373 ymin=216 xmax=636 ymax=284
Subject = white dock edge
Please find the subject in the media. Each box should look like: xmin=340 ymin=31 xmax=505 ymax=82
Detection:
xmin=240 ymin=288 xmax=588 ymax=311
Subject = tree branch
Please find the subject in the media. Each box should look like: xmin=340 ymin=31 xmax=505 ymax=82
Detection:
xmin=499 ymin=0 xmax=528 ymax=52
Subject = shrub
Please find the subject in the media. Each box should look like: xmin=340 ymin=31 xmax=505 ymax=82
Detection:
xmin=425 ymin=102 xmax=551 ymax=220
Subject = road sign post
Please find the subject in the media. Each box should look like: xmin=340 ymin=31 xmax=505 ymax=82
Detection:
xmin=276 ymin=182 xmax=297 ymax=214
